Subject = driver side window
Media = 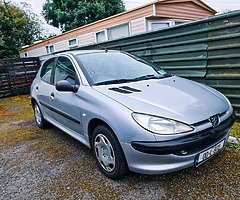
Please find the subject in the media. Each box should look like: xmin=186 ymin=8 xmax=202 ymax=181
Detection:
xmin=54 ymin=57 xmax=78 ymax=85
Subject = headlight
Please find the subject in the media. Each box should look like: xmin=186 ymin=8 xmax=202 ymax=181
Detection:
xmin=223 ymin=95 xmax=233 ymax=117
xmin=218 ymin=93 xmax=233 ymax=117
xmin=226 ymin=107 xmax=233 ymax=117
xmin=132 ymin=113 xmax=194 ymax=135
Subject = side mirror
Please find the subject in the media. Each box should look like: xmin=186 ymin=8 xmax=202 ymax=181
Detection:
xmin=56 ymin=80 xmax=79 ymax=93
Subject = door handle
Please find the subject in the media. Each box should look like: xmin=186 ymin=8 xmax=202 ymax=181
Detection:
xmin=50 ymin=92 xmax=55 ymax=99
xmin=36 ymin=86 xmax=39 ymax=91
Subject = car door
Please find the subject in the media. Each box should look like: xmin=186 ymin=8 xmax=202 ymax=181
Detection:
xmin=51 ymin=56 xmax=83 ymax=135
xmin=35 ymin=58 xmax=56 ymax=120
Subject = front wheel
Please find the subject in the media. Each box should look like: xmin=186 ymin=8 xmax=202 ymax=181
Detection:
xmin=34 ymin=102 xmax=48 ymax=129
xmin=92 ymin=125 xmax=128 ymax=180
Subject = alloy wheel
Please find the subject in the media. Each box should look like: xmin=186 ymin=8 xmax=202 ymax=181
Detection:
xmin=34 ymin=104 xmax=42 ymax=125
xmin=94 ymin=134 xmax=116 ymax=172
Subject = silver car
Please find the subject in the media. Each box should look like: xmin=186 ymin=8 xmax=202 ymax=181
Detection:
xmin=31 ymin=50 xmax=236 ymax=180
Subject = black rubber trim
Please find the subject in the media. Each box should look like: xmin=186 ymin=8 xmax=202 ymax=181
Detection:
xmin=39 ymin=101 xmax=81 ymax=124
xmin=109 ymin=87 xmax=133 ymax=94
xmin=131 ymin=113 xmax=236 ymax=155
xmin=119 ymin=86 xmax=142 ymax=92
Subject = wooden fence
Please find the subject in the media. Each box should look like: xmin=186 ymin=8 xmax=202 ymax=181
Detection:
xmin=0 ymin=57 xmax=40 ymax=98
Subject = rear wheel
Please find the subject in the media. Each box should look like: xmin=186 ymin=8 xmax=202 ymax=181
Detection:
xmin=34 ymin=102 xmax=48 ymax=129
xmin=92 ymin=125 xmax=128 ymax=180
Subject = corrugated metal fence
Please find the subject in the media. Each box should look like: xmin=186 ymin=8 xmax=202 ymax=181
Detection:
xmin=78 ymin=10 xmax=240 ymax=118
xmin=0 ymin=57 xmax=40 ymax=98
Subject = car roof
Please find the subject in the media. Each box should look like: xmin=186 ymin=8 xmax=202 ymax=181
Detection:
xmin=57 ymin=50 xmax=119 ymax=56
xmin=40 ymin=50 xmax=121 ymax=65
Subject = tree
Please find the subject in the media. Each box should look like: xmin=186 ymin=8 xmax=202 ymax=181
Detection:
xmin=0 ymin=28 xmax=4 ymax=47
xmin=0 ymin=1 xmax=43 ymax=58
xmin=43 ymin=0 xmax=125 ymax=32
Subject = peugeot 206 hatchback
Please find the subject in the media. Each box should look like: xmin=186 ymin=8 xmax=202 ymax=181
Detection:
xmin=31 ymin=50 xmax=236 ymax=180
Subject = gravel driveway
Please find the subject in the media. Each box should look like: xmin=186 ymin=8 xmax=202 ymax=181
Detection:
xmin=0 ymin=95 xmax=239 ymax=199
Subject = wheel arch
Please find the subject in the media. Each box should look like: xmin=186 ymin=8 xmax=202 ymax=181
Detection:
xmin=88 ymin=118 xmax=115 ymax=148
xmin=88 ymin=118 xmax=129 ymax=179
xmin=31 ymin=97 xmax=37 ymax=108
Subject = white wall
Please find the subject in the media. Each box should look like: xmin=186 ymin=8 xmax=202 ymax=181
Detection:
xmin=20 ymin=47 xmax=46 ymax=58
xmin=20 ymin=17 xmax=150 ymax=58
xmin=131 ymin=17 xmax=146 ymax=35
xmin=78 ymin=32 xmax=96 ymax=47
xmin=55 ymin=40 xmax=69 ymax=52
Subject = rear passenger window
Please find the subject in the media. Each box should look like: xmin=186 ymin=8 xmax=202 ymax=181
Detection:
xmin=40 ymin=58 xmax=55 ymax=84
xmin=54 ymin=57 xmax=78 ymax=85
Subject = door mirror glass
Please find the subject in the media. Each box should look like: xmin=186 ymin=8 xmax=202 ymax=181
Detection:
xmin=56 ymin=80 xmax=79 ymax=93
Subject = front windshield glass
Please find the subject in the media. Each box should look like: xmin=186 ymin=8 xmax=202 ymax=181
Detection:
xmin=76 ymin=52 xmax=171 ymax=85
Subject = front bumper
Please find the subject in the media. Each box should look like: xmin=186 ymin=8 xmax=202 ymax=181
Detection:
xmin=122 ymin=113 xmax=236 ymax=175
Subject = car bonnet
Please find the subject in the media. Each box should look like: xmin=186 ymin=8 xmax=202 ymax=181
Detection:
xmin=93 ymin=76 xmax=228 ymax=125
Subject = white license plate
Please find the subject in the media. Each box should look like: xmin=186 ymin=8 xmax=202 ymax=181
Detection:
xmin=195 ymin=140 xmax=225 ymax=165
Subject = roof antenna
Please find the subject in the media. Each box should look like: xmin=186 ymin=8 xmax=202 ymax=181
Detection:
xmin=105 ymin=49 xmax=108 ymax=53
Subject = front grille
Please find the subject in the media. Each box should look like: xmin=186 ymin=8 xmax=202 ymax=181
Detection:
xmin=191 ymin=110 xmax=227 ymax=127
xmin=174 ymin=129 xmax=228 ymax=155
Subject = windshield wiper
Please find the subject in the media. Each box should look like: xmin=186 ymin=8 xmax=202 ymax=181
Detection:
xmin=95 ymin=78 xmax=133 ymax=86
xmin=95 ymin=74 xmax=172 ymax=86
xmin=133 ymin=74 xmax=170 ymax=81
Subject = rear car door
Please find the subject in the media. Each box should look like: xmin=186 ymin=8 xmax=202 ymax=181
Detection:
xmin=35 ymin=58 xmax=56 ymax=120
xmin=51 ymin=56 xmax=83 ymax=134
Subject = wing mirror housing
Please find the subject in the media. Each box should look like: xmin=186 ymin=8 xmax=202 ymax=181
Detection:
xmin=56 ymin=80 xmax=79 ymax=93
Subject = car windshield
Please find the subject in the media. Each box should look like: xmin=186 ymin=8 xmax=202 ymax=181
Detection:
xmin=76 ymin=52 xmax=171 ymax=85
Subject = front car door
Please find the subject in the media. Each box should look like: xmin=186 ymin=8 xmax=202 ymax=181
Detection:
xmin=51 ymin=56 xmax=83 ymax=135
xmin=35 ymin=58 xmax=56 ymax=120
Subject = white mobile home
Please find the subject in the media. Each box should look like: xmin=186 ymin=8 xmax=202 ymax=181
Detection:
xmin=19 ymin=0 xmax=216 ymax=59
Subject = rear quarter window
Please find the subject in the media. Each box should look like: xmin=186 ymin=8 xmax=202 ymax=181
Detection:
xmin=40 ymin=58 xmax=55 ymax=84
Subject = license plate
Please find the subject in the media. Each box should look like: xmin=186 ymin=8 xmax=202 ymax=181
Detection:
xmin=195 ymin=140 xmax=225 ymax=165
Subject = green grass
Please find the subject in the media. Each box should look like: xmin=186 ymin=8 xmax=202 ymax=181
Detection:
xmin=226 ymin=139 xmax=240 ymax=150
xmin=230 ymin=122 xmax=240 ymax=139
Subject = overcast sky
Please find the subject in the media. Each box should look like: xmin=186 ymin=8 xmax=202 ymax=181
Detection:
xmin=12 ymin=0 xmax=240 ymax=36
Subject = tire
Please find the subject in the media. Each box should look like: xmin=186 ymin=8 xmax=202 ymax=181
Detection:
xmin=92 ymin=125 xmax=128 ymax=180
xmin=33 ymin=102 xmax=49 ymax=129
